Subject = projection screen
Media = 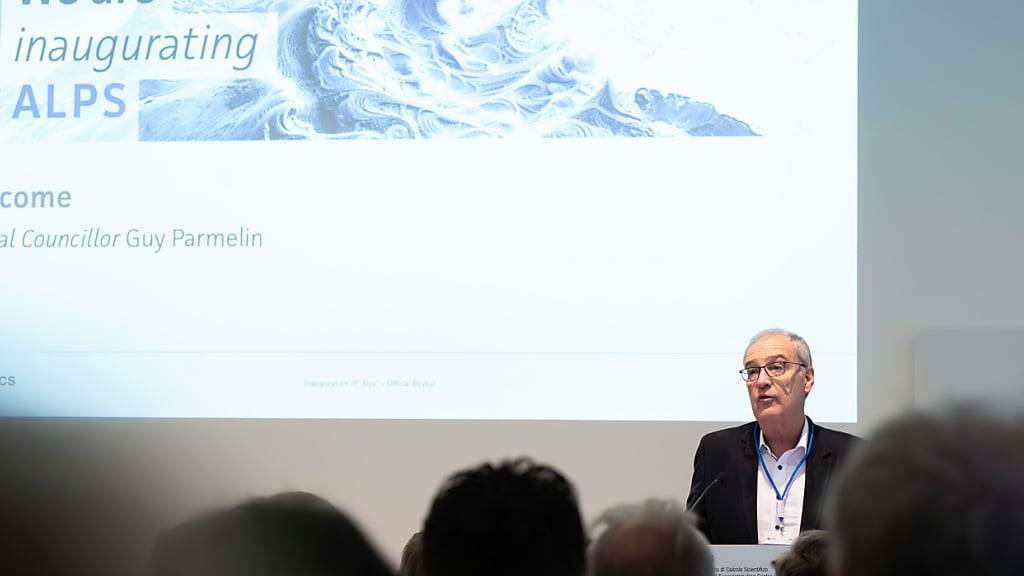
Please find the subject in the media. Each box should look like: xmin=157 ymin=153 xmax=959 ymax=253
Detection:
xmin=0 ymin=0 xmax=857 ymax=421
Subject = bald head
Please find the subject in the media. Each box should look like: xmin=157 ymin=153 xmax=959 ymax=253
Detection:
xmin=592 ymin=522 xmax=680 ymax=576
xmin=588 ymin=500 xmax=712 ymax=576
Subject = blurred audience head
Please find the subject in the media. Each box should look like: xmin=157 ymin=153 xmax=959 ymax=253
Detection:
xmin=0 ymin=421 xmax=164 ymax=576
xmin=399 ymin=531 xmax=425 ymax=576
xmin=829 ymin=405 xmax=1024 ymax=576
xmin=771 ymin=530 xmax=830 ymax=576
xmin=587 ymin=499 xmax=712 ymax=576
xmin=148 ymin=491 xmax=394 ymax=576
xmin=423 ymin=457 xmax=585 ymax=576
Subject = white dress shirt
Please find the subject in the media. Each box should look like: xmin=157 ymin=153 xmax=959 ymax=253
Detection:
xmin=756 ymin=417 xmax=810 ymax=545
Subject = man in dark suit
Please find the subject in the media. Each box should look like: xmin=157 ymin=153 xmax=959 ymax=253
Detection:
xmin=686 ymin=329 xmax=858 ymax=545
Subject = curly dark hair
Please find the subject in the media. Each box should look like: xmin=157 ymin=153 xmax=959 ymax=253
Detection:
xmin=423 ymin=458 xmax=586 ymax=576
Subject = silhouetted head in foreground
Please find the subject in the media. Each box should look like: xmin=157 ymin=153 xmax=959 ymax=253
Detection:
xmin=399 ymin=531 xmax=425 ymax=576
xmin=828 ymin=406 xmax=1024 ymax=576
xmin=148 ymin=491 xmax=394 ymax=576
xmin=588 ymin=499 xmax=712 ymax=576
xmin=0 ymin=421 xmax=164 ymax=576
xmin=423 ymin=458 xmax=586 ymax=576
xmin=771 ymin=530 xmax=830 ymax=576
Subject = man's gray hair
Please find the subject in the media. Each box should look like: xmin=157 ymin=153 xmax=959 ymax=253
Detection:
xmin=771 ymin=529 xmax=831 ymax=576
xmin=827 ymin=405 xmax=1024 ymax=576
xmin=747 ymin=328 xmax=813 ymax=368
xmin=588 ymin=499 xmax=712 ymax=576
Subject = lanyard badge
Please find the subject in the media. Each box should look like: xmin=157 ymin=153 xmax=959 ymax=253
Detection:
xmin=754 ymin=421 xmax=815 ymax=522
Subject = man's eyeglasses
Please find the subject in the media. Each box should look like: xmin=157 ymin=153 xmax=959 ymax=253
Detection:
xmin=739 ymin=361 xmax=806 ymax=383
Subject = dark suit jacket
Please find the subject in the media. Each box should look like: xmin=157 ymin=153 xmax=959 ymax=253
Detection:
xmin=686 ymin=418 xmax=859 ymax=544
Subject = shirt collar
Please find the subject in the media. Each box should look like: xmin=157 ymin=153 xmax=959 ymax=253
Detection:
xmin=758 ymin=416 xmax=810 ymax=459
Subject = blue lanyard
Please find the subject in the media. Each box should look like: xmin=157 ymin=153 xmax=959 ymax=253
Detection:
xmin=753 ymin=420 xmax=814 ymax=505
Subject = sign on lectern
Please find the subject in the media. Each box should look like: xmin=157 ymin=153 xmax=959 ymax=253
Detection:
xmin=710 ymin=545 xmax=788 ymax=575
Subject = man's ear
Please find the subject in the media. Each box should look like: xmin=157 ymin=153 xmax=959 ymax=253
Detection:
xmin=803 ymin=366 xmax=815 ymax=394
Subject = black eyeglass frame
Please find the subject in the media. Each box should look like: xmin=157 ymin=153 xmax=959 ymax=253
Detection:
xmin=739 ymin=361 xmax=807 ymax=382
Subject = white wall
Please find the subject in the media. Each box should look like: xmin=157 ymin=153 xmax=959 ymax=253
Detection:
xmin=858 ymin=0 xmax=1024 ymax=426
xmin=9 ymin=0 xmax=1024 ymax=566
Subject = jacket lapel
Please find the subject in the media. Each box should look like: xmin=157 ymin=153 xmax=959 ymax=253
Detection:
xmin=738 ymin=424 xmax=759 ymax=544
xmin=800 ymin=421 xmax=834 ymax=531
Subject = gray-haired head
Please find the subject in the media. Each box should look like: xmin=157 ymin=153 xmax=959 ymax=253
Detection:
xmin=772 ymin=530 xmax=831 ymax=576
xmin=588 ymin=499 xmax=712 ymax=576
xmin=827 ymin=405 xmax=1024 ymax=576
xmin=746 ymin=329 xmax=813 ymax=368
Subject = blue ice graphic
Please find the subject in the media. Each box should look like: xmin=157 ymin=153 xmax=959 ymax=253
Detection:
xmin=140 ymin=0 xmax=758 ymax=140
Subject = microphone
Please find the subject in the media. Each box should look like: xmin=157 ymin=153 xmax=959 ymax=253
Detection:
xmin=687 ymin=473 xmax=726 ymax=513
